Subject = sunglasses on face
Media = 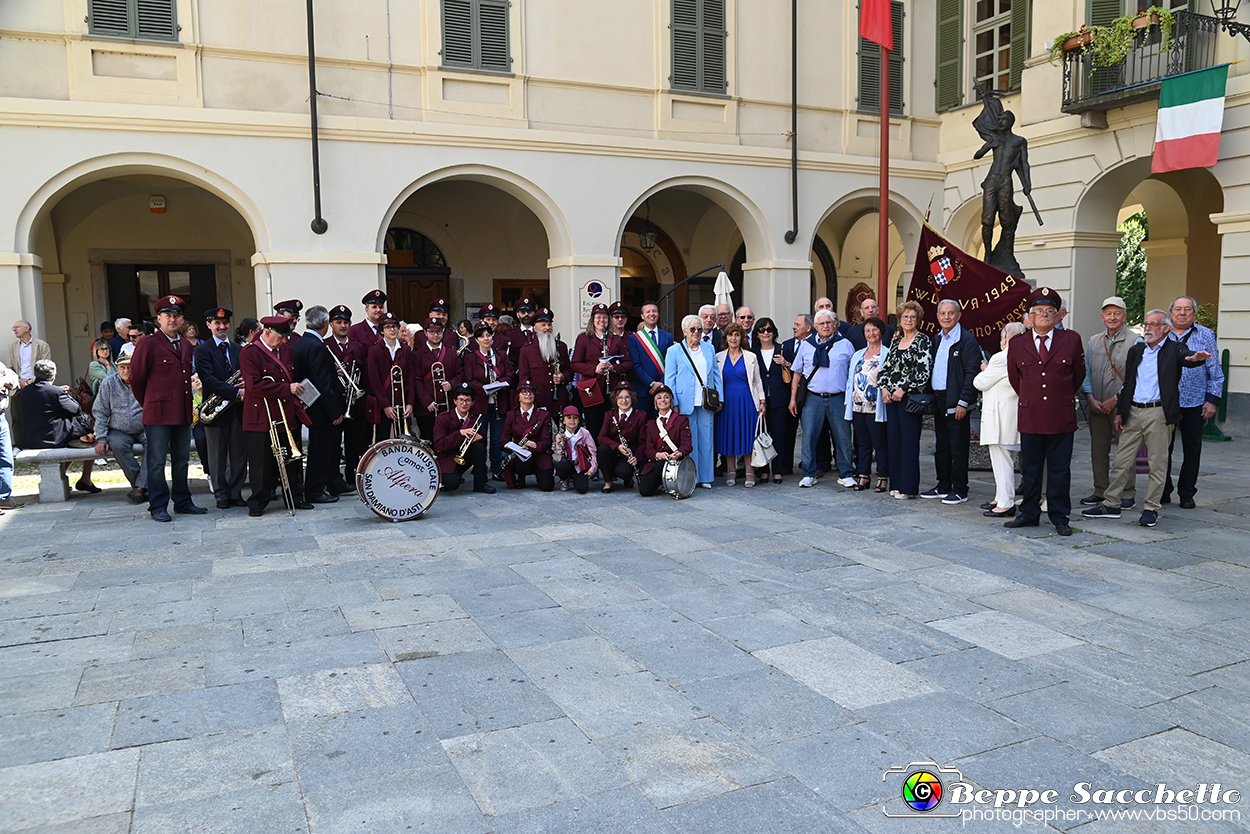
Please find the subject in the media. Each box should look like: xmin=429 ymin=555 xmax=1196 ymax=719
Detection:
xmin=738 ymin=315 xmax=754 ymax=321
xmin=760 ymin=328 xmax=776 ymax=334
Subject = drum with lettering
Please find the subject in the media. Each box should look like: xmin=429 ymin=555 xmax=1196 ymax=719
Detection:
xmin=356 ymin=438 xmax=441 ymax=521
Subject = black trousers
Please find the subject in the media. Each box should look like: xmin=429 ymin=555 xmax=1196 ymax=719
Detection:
xmin=852 ymin=410 xmax=888 ymax=479
xmin=204 ymin=410 xmax=247 ymax=502
xmin=414 ymin=413 xmax=437 ymax=444
xmin=639 ymin=466 xmax=664 ymax=496
xmin=246 ymin=429 xmax=304 ymax=512
xmin=1019 ymin=431 xmax=1073 ymax=525
xmin=580 ymin=396 xmax=607 ymax=446
xmin=442 ymin=440 xmax=487 ymax=491
xmin=305 ymin=421 xmax=345 ymax=499
xmin=779 ymin=402 xmax=797 ymax=475
xmin=597 ymin=444 xmax=637 ymax=486
xmin=554 ymin=460 xmax=590 ymax=494
xmin=761 ymin=403 xmax=790 ymax=477
xmin=510 ymin=458 xmax=555 ymax=491
xmin=1164 ymin=405 xmax=1205 ymax=501
xmin=933 ymin=409 xmax=971 ymax=495
xmin=342 ymin=417 xmax=371 ymax=486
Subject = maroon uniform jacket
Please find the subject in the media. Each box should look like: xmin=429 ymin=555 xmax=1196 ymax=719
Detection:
xmin=433 ymin=408 xmax=482 ymax=474
xmin=641 ymin=411 xmax=693 ymax=475
xmin=597 ymin=407 xmax=648 ymax=458
xmin=502 ymin=406 xmax=553 ymax=470
xmin=324 ymin=334 xmax=365 ymax=418
xmin=240 ymin=341 xmax=310 ymax=433
xmin=462 ymin=348 xmax=512 ymax=416
xmin=365 ymin=340 xmax=415 ymax=423
xmin=571 ymin=332 xmax=633 ymax=392
xmin=1007 ymin=327 xmax=1086 ymax=435
xmin=129 ymin=331 xmax=195 ymax=426
xmin=348 ymin=320 xmax=381 ymax=349
xmin=411 ymin=341 xmax=463 ymax=415
xmin=501 ymin=326 xmax=536 ymax=371
xmin=517 ymin=338 xmax=571 ymax=414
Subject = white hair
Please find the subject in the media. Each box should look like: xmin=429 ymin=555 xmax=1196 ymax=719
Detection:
xmin=114 ymin=317 xmax=131 ymax=331
xmin=698 ymin=304 xmax=716 ymax=316
xmin=1002 ymin=322 xmax=1026 ymax=340
xmin=937 ymin=299 xmax=962 ymax=313
xmin=1145 ymin=309 xmax=1172 ymax=326
xmin=814 ymin=309 xmax=836 ymax=324
xmin=681 ymin=314 xmax=702 ymax=336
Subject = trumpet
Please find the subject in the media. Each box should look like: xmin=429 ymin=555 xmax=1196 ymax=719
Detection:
xmin=431 ymin=360 xmax=448 ymax=413
xmin=389 ymin=364 xmax=410 ymax=439
xmin=198 ymin=371 xmax=243 ymax=424
xmin=454 ymin=414 xmax=483 ymax=466
xmin=261 ymin=375 xmax=303 ymax=515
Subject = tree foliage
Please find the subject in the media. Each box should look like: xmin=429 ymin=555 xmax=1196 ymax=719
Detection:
xmin=1116 ymin=211 xmax=1148 ymax=326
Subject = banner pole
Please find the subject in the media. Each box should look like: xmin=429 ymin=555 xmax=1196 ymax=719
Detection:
xmin=878 ymin=46 xmax=891 ymax=316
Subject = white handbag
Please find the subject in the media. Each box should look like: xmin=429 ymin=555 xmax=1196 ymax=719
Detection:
xmin=751 ymin=413 xmax=777 ymax=468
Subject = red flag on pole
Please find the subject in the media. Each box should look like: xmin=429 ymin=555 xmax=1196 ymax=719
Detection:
xmin=860 ymin=0 xmax=893 ymax=50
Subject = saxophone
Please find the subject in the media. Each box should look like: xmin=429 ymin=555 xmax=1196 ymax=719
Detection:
xmin=198 ymin=371 xmax=243 ymax=424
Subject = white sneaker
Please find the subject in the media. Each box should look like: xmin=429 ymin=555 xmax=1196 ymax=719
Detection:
xmin=799 ymin=476 xmax=817 ymax=488
xmin=836 ymin=476 xmax=856 ymax=488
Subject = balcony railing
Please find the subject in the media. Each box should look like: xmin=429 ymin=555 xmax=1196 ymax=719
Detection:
xmin=1062 ymin=11 xmax=1220 ymax=113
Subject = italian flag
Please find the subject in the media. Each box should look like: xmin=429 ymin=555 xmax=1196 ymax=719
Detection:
xmin=1152 ymin=65 xmax=1228 ymax=174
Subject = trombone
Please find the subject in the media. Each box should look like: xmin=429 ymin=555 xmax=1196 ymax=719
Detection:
xmin=389 ymin=364 xmax=410 ymax=439
xmin=431 ymin=360 xmax=448 ymax=413
xmin=261 ymin=375 xmax=303 ymax=516
xmin=454 ymin=414 xmax=483 ymax=465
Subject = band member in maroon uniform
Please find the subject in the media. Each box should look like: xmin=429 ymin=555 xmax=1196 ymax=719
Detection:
xmin=478 ymin=303 xmax=500 ymax=334
xmin=462 ymin=321 xmax=511 ymax=475
xmin=412 ymin=317 xmax=462 ymax=442
xmin=596 ymin=381 xmax=648 ymax=492
xmin=428 ymin=298 xmax=450 ymax=329
xmin=128 ymin=295 xmax=206 ymax=522
xmin=433 ymin=383 xmax=495 ymax=494
xmin=501 ymin=296 xmax=538 ymax=371
xmin=571 ymin=303 xmax=633 ymax=440
xmin=349 ymin=289 xmax=387 ymax=348
xmin=241 ymin=316 xmax=313 ymax=516
xmin=639 ymin=384 xmax=693 ymax=497
xmin=608 ymin=301 xmax=631 ymax=338
xmin=325 ymin=305 xmax=364 ymax=491
xmin=273 ymin=299 xmax=303 ymax=345
xmin=1005 ymin=287 xmax=1086 ymax=537
xmin=517 ymin=308 xmax=570 ymax=415
xmin=365 ymin=313 xmax=414 ymax=442
xmin=500 ymin=380 xmax=554 ymax=491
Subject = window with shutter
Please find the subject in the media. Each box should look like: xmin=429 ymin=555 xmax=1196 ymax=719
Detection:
xmin=1009 ymin=0 xmax=1030 ymax=91
xmin=1088 ymin=0 xmax=1123 ymax=27
xmin=671 ymin=0 xmax=727 ymax=94
xmin=89 ymin=0 xmax=178 ymax=41
xmin=973 ymin=0 xmax=1013 ymax=93
xmin=857 ymin=2 xmax=904 ymax=116
xmin=936 ymin=0 xmax=962 ymax=110
xmin=442 ymin=0 xmax=511 ymax=72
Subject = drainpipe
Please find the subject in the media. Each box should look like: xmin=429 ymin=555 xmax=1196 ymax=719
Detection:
xmin=784 ymin=0 xmax=799 ymax=245
xmin=307 ymin=0 xmax=328 ymax=234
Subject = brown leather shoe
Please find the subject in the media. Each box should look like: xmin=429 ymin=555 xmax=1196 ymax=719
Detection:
xmin=127 ymin=488 xmax=146 ymax=504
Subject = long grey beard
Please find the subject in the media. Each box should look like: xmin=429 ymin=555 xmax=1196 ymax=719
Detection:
xmin=537 ymin=331 xmax=558 ymax=364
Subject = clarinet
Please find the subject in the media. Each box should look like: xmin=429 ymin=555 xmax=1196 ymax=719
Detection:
xmin=500 ymin=414 xmax=543 ymax=471
xmin=613 ymin=414 xmax=641 ymax=481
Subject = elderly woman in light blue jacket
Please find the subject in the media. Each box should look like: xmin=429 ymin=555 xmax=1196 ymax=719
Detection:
xmin=843 ymin=317 xmax=890 ymax=492
xmin=665 ymin=313 xmax=724 ymax=489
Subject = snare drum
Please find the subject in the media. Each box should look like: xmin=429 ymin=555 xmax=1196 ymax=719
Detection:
xmin=356 ymin=438 xmax=441 ymax=522
xmin=661 ymin=457 xmax=696 ymax=499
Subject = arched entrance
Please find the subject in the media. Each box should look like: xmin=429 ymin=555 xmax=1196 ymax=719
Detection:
xmin=22 ymin=169 xmax=258 ymax=381
xmin=813 ymin=191 xmax=921 ymax=319
xmin=384 ymin=228 xmax=452 ymax=324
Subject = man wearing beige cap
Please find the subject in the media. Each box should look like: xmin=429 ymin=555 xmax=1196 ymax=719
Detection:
xmin=1079 ymin=295 xmax=1141 ymax=509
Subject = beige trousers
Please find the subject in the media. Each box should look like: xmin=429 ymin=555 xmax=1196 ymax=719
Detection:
xmin=1105 ymin=406 xmax=1171 ymax=512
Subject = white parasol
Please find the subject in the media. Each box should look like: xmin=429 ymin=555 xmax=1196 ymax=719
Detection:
xmin=712 ymin=270 xmax=734 ymax=309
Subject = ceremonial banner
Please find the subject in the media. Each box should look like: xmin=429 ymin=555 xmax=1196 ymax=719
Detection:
xmin=907 ymin=224 xmax=1030 ymax=355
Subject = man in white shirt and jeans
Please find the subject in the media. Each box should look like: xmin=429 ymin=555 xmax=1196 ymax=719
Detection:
xmin=789 ymin=310 xmax=856 ymax=488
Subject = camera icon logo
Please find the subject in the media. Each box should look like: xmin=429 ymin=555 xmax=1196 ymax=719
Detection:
xmin=882 ymin=761 xmax=964 ymax=818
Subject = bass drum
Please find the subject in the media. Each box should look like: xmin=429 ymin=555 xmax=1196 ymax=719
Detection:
xmin=661 ymin=457 xmax=696 ymax=499
xmin=356 ymin=438 xmax=441 ymax=522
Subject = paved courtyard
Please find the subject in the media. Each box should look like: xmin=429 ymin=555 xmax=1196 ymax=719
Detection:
xmin=1 ymin=433 xmax=1249 ymax=833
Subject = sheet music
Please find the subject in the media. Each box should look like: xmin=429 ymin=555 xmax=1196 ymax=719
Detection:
xmin=297 ymin=378 xmax=320 ymax=406
xmin=503 ymin=441 xmax=532 ymax=460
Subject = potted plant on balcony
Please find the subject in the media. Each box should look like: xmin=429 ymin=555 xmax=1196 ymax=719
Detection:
xmin=1132 ymin=6 xmax=1177 ymax=49
xmin=1049 ymin=7 xmax=1177 ymax=67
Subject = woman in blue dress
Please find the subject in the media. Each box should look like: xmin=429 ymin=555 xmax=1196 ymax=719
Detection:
xmin=714 ymin=323 xmax=766 ymax=487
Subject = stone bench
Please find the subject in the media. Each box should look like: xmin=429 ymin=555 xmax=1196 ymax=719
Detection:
xmin=14 ymin=444 xmax=144 ymax=503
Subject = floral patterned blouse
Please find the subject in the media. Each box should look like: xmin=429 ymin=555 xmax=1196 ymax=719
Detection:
xmin=878 ymin=330 xmax=933 ymax=393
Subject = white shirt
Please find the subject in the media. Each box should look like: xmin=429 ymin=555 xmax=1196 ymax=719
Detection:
xmin=386 ymin=340 xmax=401 ymax=360
xmin=18 ymin=340 xmax=33 ymax=380
xmin=760 ymin=347 xmax=775 ymax=370
xmin=688 ymin=343 xmax=709 ymax=408
xmin=1033 ymin=330 xmax=1053 ymax=355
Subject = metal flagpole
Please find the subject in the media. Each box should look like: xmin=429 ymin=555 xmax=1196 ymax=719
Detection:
xmin=878 ymin=46 xmax=890 ymax=315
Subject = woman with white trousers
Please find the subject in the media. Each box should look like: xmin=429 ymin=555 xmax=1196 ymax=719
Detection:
xmin=974 ymin=322 xmax=1026 ymax=517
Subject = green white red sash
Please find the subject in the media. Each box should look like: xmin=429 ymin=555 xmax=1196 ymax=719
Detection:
xmin=634 ymin=330 xmax=665 ymax=372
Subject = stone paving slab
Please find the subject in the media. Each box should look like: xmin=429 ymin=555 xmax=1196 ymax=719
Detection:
xmin=3 ymin=431 xmax=1250 ymax=832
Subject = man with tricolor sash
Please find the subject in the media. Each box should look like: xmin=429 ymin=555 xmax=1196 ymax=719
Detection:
xmin=627 ymin=301 xmax=674 ymax=417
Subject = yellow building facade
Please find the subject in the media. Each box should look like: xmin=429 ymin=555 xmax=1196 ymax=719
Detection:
xmin=0 ymin=0 xmax=1244 ymax=409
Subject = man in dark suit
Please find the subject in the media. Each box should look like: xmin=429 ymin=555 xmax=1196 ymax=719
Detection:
xmin=293 ymin=305 xmax=349 ymax=503
xmin=195 ymin=307 xmax=248 ymax=509
xmin=699 ymin=305 xmax=724 ymax=352
xmin=627 ymin=301 xmax=673 ymax=416
xmin=921 ymin=300 xmax=984 ymax=504
xmin=1005 ymin=288 xmax=1085 ymax=536
xmin=846 ymin=297 xmax=894 ymax=350
xmin=129 ymin=295 xmax=206 ymax=521
xmin=1083 ymin=309 xmax=1211 ymax=528
xmin=18 ymin=359 xmax=99 ymax=492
